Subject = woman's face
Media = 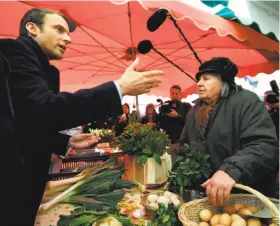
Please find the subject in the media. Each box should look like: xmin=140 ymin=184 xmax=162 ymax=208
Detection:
xmin=197 ymin=73 xmax=222 ymax=103
xmin=147 ymin=106 xmax=154 ymax=114
xmin=122 ymin=105 xmax=129 ymax=114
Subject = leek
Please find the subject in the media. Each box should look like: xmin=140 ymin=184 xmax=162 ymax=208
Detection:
xmin=46 ymin=158 xmax=116 ymax=189
xmin=40 ymin=169 xmax=125 ymax=211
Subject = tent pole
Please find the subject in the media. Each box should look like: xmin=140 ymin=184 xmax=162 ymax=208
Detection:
xmin=136 ymin=95 xmax=140 ymax=121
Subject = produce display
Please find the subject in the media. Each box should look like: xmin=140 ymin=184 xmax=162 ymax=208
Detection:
xmin=118 ymin=191 xmax=150 ymax=225
xmin=198 ymin=202 xmax=276 ymax=226
xmin=57 ymin=207 xmax=135 ymax=226
xmin=144 ymin=191 xmax=182 ymax=210
xmin=39 ymin=156 xmax=278 ymax=226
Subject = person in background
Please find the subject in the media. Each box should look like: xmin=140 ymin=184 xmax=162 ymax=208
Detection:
xmin=141 ymin=103 xmax=159 ymax=127
xmin=115 ymin=103 xmax=131 ymax=136
xmin=264 ymin=90 xmax=279 ymax=139
xmin=0 ymin=8 xmax=163 ymax=225
xmin=263 ymin=89 xmax=279 ymax=197
xmin=159 ymin=85 xmax=192 ymax=163
xmin=180 ymin=57 xmax=278 ymax=205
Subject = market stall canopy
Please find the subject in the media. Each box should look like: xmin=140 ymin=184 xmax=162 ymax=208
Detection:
xmin=186 ymin=0 xmax=279 ymax=41
xmin=0 ymin=0 xmax=278 ymax=97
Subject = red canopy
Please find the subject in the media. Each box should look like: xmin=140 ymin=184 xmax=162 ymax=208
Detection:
xmin=0 ymin=1 xmax=278 ymax=97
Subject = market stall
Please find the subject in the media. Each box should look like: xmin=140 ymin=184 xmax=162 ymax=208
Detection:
xmin=35 ymin=124 xmax=279 ymax=226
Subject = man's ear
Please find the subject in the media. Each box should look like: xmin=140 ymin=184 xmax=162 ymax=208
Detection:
xmin=25 ymin=22 xmax=39 ymax=37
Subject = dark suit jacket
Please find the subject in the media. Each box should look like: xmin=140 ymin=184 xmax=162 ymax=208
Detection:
xmin=0 ymin=51 xmax=22 ymax=226
xmin=0 ymin=35 xmax=122 ymax=225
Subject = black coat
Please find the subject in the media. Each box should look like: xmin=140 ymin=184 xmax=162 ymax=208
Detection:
xmin=159 ymin=101 xmax=191 ymax=143
xmin=0 ymin=36 xmax=122 ymax=225
xmin=0 ymin=51 xmax=22 ymax=226
xmin=180 ymin=88 xmax=279 ymax=197
xmin=141 ymin=114 xmax=159 ymax=125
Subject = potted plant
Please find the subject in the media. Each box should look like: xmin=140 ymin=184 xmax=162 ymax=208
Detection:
xmin=115 ymin=123 xmax=170 ymax=165
xmin=114 ymin=123 xmax=171 ymax=186
xmin=167 ymin=143 xmax=212 ymax=201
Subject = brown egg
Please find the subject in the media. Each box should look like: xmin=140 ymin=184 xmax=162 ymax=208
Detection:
xmin=222 ymin=205 xmax=236 ymax=215
xmin=210 ymin=214 xmax=221 ymax=226
xmin=247 ymin=218 xmax=261 ymax=226
xmin=234 ymin=202 xmax=245 ymax=211
xmin=219 ymin=213 xmax=232 ymax=226
xmin=232 ymin=219 xmax=246 ymax=226
xmin=231 ymin=214 xmax=242 ymax=222
xmin=199 ymin=209 xmax=213 ymax=222
xmin=237 ymin=208 xmax=253 ymax=218
xmin=246 ymin=205 xmax=259 ymax=214
xmin=198 ymin=222 xmax=210 ymax=226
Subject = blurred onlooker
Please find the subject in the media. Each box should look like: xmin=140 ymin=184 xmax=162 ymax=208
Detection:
xmin=264 ymin=90 xmax=279 ymax=139
xmin=159 ymin=85 xmax=192 ymax=163
xmin=141 ymin=103 xmax=159 ymax=126
xmin=115 ymin=103 xmax=138 ymax=136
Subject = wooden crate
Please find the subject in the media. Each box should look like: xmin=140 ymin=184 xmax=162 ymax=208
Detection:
xmin=123 ymin=153 xmax=172 ymax=190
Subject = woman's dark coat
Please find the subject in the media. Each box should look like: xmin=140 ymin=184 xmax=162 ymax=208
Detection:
xmin=180 ymin=89 xmax=279 ymax=197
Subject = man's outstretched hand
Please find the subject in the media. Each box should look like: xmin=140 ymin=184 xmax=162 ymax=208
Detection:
xmin=116 ymin=57 xmax=163 ymax=96
xmin=69 ymin=134 xmax=100 ymax=150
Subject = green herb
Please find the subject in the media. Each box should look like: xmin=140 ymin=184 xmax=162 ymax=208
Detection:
xmin=168 ymin=143 xmax=212 ymax=197
xmin=147 ymin=203 xmax=182 ymax=226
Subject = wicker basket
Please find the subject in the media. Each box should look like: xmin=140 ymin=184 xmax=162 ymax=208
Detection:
xmin=178 ymin=183 xmax=280 ymax=226
xmin=142 ymin=191 xmax=184 ymax=214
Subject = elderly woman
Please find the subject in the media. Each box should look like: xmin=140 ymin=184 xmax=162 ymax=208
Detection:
xmin=180 ymin=57 xmax=279 ymax=205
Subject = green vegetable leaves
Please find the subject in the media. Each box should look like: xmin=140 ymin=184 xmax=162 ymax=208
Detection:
xmin=115 ymin=123 xmax=170 ymax=165
xmin=147 ymin=203 xmax=182 ymax=226
xmin=167 ymin=143 xmax=212 ymax=197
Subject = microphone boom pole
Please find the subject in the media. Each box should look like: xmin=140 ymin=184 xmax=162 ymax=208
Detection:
xmin=153 ymin=48 xmax=196 ymax=82
xmin=168 ymin=15 xmax=202 ymax=65
xmin=138 ymin=40 xmax=196 ymax=82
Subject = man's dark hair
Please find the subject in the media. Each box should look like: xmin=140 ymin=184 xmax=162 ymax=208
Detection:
xmin=19 ymin=8 xmax=67 ymax=36
xmin=170 ymin=85 xmax=181 ymax=92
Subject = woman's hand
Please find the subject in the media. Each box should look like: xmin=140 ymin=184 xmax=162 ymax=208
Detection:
xmin=69 ymin=134 xmax=100 ymax=150
xmin=119 ymin=116 xmax=127 ymax=123
xmin=202 ymin=170 xmax=236 ymax=206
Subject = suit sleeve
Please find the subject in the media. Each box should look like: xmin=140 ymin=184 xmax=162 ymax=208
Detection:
xmin=219 ymin=92 xmax=279 ymax=184
xmin=51 ymin=133 xmax=70 ymax=156
xmin=4 ymin=44 xmax=122 ymax=131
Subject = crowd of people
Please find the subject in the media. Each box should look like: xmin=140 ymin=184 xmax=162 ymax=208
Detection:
xmin=0 ymin=7 xmax=279 ymax=226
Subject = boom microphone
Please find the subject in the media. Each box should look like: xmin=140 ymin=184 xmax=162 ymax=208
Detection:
xmin=138 ymin=40 xmax=153 ymax=54
xmin=147 ymin=8 xmax=202 ymax=64
xmin=147 ymin=8 xmax=169 ymax=32
xmin=137 ymin=40 xmax=196 ymax=82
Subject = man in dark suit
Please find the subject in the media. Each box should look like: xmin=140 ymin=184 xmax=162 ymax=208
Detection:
xmin=0 ymin=8 xmax=163 ymax=225
xmin=0 ymin=50 xmax=22 ymax=226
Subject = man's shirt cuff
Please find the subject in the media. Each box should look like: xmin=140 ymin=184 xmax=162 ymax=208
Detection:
xmin=114 ymin=81 xmax=123 ymax=100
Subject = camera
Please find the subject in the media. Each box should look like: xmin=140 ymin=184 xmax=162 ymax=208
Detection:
xmin=266 ymin=80 xmax=279 ymax=104
xmin=157 ymin=99 xmax=177 ymax=114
